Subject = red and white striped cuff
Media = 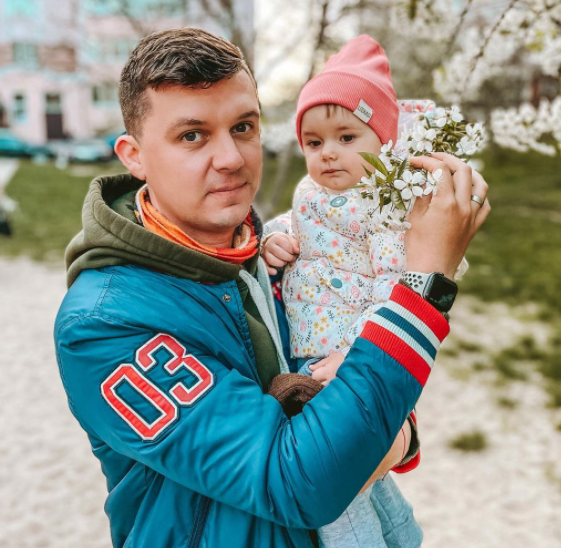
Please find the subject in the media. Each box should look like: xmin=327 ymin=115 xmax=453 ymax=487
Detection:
xmin=359 ymin=284 xmax=450 ymax=386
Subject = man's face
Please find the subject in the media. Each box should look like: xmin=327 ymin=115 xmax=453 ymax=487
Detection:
xmin=133 ymin=72 xmax=261 ymax=244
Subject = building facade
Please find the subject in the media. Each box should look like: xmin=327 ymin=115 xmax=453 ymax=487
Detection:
xmin=0 ymin=0 xmax=254 ymax=144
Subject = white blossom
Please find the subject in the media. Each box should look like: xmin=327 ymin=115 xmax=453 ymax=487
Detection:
xmin=491 ymin=98 xmax=561 ymax=156
xmin=457 ymin=136 xmax=477 ymax=155
xmin=411 ymin=124 xmax=436 ymax=153
xmin=424 ymin=168 xmax=443 ymax=196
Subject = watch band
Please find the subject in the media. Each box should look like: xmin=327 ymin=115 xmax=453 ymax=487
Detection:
xmin=399 ymin=272 xmax=452 ymax=321
xmin=402 ymin=271 xmax=431 ymax=293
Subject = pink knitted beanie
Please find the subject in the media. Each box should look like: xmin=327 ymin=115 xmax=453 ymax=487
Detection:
xmin=296 ymin=35 xmax=398 ymax=147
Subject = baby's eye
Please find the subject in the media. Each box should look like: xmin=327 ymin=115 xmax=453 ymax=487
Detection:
xmin=340 ymin=134 xmax=355 ymax=143
xmin=182 ymin=131 xmax=203 ymax=142
xmin=307 ymin=140 xmax=321 ymax=148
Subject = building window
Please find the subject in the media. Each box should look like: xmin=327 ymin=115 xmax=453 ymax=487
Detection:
xmin=13 ymin=43 xmax=37 ymax=66
xmin=12 ymin=93 xmax=26 ymax=123
xmin=92 ymin=83 xmax=119 ymax=105
xmin=45 ymin=93 xmax=62 ymax=115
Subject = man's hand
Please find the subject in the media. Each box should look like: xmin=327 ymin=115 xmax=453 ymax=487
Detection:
xmin=359 ymin=419 xmax=412 ymax=493
xmin=309 ymin=352 xmax=345 ymax=386
xmin=262 ymin=233 xmax=300 ymax=275
xmin=406 ymin=152 xmax=491 ymax=279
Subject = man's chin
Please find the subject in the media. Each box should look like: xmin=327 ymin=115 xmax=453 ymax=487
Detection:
xmin=209 ymin=202 xmax=252 ymax=230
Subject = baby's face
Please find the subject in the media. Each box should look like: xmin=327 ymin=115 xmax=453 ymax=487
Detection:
xmin=301 ymin=105 xmax=383 ymax=192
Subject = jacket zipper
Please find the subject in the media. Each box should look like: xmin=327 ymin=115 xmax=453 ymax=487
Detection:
xmin=187 ymin=495 xmax=211 ymax=548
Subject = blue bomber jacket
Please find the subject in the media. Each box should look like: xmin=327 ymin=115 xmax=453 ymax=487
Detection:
xmin=54 ymin=175 xmax=449 ymax=548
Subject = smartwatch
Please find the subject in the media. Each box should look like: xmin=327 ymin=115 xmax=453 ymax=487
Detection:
xmin=400 ymin=271 xmax=458 ymax=314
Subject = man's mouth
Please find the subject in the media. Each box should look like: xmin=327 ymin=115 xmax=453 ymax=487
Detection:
xmin=209 ymin=182 xmax=247 ymax=195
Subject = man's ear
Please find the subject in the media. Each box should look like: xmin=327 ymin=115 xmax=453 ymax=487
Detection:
xmin=115 ymin=134 xmax=146 ymax=181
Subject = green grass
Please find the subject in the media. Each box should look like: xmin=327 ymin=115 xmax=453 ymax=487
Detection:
xmin=0 ymin=160 xmax=125 ymax=261
xmin=459 ymin=147 xmax=561 ymax=315
xmin=485 ymin=331 xmax=561 ymax=407
xmin=496 ymin=396 xmax=519 ymax=409
xmin=449 ymin=430 xmax=488 ymax=452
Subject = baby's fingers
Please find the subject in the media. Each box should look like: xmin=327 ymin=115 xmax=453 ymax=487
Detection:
xmin=271 ymin=242 xmax=297 ymax=263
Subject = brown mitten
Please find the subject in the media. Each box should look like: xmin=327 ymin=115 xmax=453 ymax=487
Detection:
xmin=267 ymin=373 xmax=323 ymax=418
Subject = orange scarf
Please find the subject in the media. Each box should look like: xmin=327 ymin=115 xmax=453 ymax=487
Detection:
xmin=135 ymin=185 xmax=258 ymax=265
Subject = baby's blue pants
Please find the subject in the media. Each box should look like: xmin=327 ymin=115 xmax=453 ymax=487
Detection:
xmin=298 ymin=358 xmax=423 ymax=548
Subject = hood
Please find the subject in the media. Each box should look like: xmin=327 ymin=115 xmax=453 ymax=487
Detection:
xmin=65 ymin=174 xmax=261 ymax=288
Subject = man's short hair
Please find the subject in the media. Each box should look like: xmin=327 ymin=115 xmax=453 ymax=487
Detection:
xmin=119 ymin=27 xmax=257 ymax=138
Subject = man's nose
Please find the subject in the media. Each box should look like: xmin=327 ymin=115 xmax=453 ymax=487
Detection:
xmin=213 ymin=132 xmax=245 ymax=172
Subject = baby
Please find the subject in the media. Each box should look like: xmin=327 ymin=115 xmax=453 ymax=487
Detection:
xmin=263 ymin=36 xmax=433 ymax=548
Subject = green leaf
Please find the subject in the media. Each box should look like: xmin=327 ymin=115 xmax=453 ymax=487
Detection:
xmin=358 ymin=152 xmax=388 ymax=176
xmin=362 ymin=166 xmax=373 ymax=178
xmin=396 ymin=158 xmax=408 ymax=180
xmin=391 ymin=189 xmax=407 ymax=211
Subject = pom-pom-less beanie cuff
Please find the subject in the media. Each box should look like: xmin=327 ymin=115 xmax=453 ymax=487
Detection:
xmin=296 ymin=71 xmax=399 ymax=147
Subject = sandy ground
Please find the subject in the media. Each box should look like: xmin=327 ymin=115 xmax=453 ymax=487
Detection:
xmin=1 ymin=256 xmax=560 ymax=548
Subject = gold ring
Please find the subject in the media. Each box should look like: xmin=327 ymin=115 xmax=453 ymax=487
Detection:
xmin=471 ymin=194 xmax=485 ymax=207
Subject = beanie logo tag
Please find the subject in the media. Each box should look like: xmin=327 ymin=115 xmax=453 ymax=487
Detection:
xmin=353 ymin=100 xmax=373 ymax=123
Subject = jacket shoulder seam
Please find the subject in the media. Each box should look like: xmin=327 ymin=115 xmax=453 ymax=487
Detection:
xmin=93 ymin=271 xmax=116 ymax=316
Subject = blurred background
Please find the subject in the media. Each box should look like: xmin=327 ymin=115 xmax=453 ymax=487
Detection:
xmin=1 ymin=0 xmax=560 ymax=547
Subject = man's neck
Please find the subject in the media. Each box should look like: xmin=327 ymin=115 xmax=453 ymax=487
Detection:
xmin=176 ymin=225 xmax=236 ymax=249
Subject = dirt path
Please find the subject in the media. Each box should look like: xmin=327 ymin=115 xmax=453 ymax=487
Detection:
xmin=1 ymin=257 xmax=560 ymax=548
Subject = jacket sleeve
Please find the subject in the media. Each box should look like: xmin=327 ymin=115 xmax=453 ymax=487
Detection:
xmin=55 ymin=285 xmax=447 ymax=530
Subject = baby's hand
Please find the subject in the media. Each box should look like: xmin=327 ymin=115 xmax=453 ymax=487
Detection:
xmin=262 ymin=233 xmax=300 ymax=275
xmin=309 ymin=352 xmax=345 ymax=386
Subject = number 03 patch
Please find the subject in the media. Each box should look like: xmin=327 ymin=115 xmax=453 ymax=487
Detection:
xmin=101 ymin=334 xmax=215 ymax=440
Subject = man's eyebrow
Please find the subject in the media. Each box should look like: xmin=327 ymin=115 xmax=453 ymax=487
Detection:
xmin=167 ymin=117 xmax=206 ymax=135
xmin=237 ymin=110 xmax=260 ymax=120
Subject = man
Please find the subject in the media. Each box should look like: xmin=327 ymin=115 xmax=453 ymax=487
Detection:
xmin=55 ymin=28 xmax=490 ymax=548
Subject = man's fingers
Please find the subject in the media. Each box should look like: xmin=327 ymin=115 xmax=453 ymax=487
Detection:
xmin=309 ymin=358 xmax=328 ymax=371
xmin=475 ymin=197 xmax=491 ymax=228
xmin=308 ymin=361 xmax=319 ymax=371
xmin=469 ymin=169 xmax=489 ymax=217
xmin=408 ymin=193 xmax=431 ymax=222
xmin=408 ymin=155 xmax=454 ymax=199
xmin=431 ymin=153 xmax=489 ymax=208
xmin=311 ymin=369 xmax=326 ymax=382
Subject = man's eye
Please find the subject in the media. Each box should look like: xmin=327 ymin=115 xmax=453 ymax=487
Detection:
xmin=183 ymin=131 xmax=203 ymax=142
xmin=233 ymin=122 xmax=252 ymax=133
xmin=341 ymin=134 xmax=355 ymax=143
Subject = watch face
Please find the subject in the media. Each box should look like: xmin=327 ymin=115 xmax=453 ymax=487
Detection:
xmin=425 ymin=274 xmax=458 ymax=312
